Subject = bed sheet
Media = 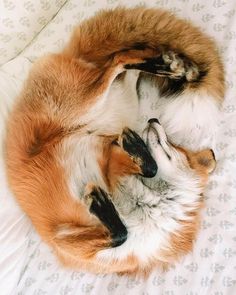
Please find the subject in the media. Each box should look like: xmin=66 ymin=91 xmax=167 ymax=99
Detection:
xmin=0 ymin=0 xmax=67 ymax=66
xmin=0 ymin=0 xmax=236 ymax=294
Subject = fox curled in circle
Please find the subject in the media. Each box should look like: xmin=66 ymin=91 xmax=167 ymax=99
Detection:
xmin=6 ymin=7 xmax=224 ymax=275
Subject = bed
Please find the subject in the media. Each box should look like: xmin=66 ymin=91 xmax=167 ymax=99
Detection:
xmin=0 ymin=0 xmax=236 ymax=294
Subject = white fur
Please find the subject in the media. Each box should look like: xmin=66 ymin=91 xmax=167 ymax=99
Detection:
xmin=156 ymin=92 xmax=220 ymax=149
xmin=59 ymin=69 xmax=218 ymax=265
xmin=96 ymin=123 xmax=202 ymax=265
xmin=60 ymin=70 xmax=140 ymax=199
xmin=79 ymin=70 xmax=140 ymax=135
xmin=59 ymin=135 xmax=107 ymax=198
xmin=138 ymin=77 xmax=220 ymax=150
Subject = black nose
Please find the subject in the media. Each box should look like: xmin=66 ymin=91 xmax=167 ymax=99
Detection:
xmin=141 ymin=161 xmax=158 ymax=178
xmin=148 ymin=118 xmax=160 ymax=124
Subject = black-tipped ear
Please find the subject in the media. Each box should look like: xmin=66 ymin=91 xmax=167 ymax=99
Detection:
xmin=210 ymin=149 xmax=216 ymax=161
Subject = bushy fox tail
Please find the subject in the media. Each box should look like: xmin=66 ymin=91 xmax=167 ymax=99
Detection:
xmin=63 ymin=7 xmax=224 ymax=99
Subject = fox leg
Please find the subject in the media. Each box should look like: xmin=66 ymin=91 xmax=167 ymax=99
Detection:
xmin=119 ymin=127 xmax=157 ymax=178
xmin=86 ymin=48 xmax=196 ymax=100
xmin=47 ymin=184 xmax=127 ymax=266
xmin=54 ymin=126 xmax=158 ymax=265
xmin=53 ymin=127 xmax=157 ymax=265
xmin=85 ymin=185 xmax=128 ymax=247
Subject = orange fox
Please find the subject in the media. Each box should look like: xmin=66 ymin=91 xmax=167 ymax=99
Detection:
xmin=6 ymin=7 xmax=224 ymax=275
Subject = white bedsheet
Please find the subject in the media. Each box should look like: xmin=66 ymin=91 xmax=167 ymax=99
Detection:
xmin=0 ymin=0 xmax=236 ymax=294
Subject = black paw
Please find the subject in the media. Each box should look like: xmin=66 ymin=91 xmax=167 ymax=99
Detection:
xmin=162 ymin=51 xmax=200 ymax=81
xmin=120 ymin=128 xmax=157 ymax=178
xmin=124 ymin=51 xmax=200 ymax=82
xmin=87 ymin=186 xmax=128 ymax=247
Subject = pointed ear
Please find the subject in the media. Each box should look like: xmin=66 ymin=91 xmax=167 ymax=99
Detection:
xmin=193 ymin=149 xmax=216 ymax=174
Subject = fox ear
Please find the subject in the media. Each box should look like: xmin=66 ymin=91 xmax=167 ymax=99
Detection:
xmin=194 ymin=149 xmax=216 ymax=174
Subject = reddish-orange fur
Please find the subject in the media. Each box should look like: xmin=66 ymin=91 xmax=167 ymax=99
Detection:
xmin=98 ymin=138 xmax=141 ymax=190
xmin=64 ymin=7 xmax=225 ymax=99
xmin=157 ymin=149 xmax=215 ymax=266
xmin=6 ymin=51 xmax=154 ymax=274
xmin=6 ymin=7 xmax=221 ymax=275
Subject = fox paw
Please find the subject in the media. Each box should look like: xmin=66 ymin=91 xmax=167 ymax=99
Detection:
xmin=162 ymin=51 xmax=199 ymax=81
xmin=119 ymin=128 xmax=157 ymax=178
xmin=85 ymin=185 xmax=128 ymax=247
xmin=124 ymin=51 xmax=199 ymax=82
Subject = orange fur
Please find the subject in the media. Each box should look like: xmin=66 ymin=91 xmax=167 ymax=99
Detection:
xmin=6 ymin=7 xmax=221 ymax=275
xmin=6 ymin=108 xmax=111 ymax=257
xmin=64 ymin=7 xmax=225 ymax=99
xmin=98 ymin=138 xmax=141 ymax=190
xmin=154 ymin=148 xmax=216 ymax=268
xmin=159 ymin=202 xmax=203 ymax=264
xmin=176 ymin=147 xmax=216 ymax=186
xmin=6 ymin=48 xmax=155 ymax=274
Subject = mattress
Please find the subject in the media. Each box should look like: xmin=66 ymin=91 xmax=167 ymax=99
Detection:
xmin=0 ymin=0 xmax=236 ymax=294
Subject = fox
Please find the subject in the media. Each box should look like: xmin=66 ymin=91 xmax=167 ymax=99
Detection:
xmin=5 ymin=7 xmax=224 ymax=275
xmin=79 ymin=119 xmax=216 ymax=275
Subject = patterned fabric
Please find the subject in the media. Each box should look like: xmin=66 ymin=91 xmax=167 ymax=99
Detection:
xmin=0 ymin=0 xmax=67 ymax=65
xmin=0 ymin=0 xmax=236 ymax=294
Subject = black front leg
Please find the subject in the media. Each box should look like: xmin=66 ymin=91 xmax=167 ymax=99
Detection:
xmin=119 ymin=128 xmax=158 ymax=178
xmin=86 ymin=186 xmax=128 ymax=248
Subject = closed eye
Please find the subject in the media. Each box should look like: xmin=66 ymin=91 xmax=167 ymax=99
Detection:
xmin=157 ymin=138 xmax=171 ymax=160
